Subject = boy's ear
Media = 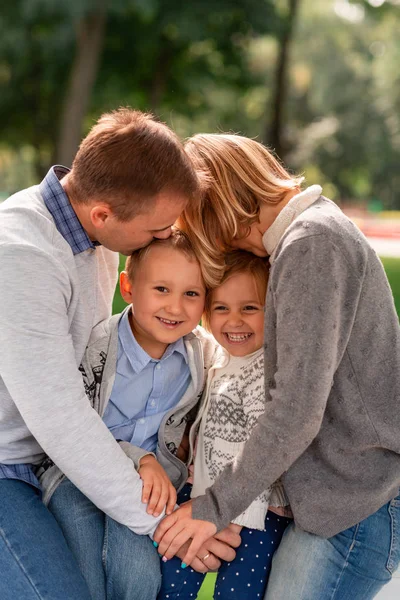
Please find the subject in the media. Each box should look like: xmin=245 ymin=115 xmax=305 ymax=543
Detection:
xmin=120 ymin=271 xmax=133 ymax=304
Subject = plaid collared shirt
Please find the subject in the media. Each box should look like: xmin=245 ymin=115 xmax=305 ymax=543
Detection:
xmin=39 ymin=165 xmax=96 ymax=254
xmin=0 ymin=166 xmax=96 ymax=490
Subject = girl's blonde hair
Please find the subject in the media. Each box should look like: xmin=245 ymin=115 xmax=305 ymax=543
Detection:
xmin=178 ymin=133 xmax=303 ymax=287
xmin=202 ymin=250 xmax=269 ymax=331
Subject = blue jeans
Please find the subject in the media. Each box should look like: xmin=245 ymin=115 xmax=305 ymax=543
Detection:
xmin=265 ymin=492 xmax=400 ymax=600
xmin=48 ymin=478 xmax=161 ymax=600
xmin=0 ymin=479 xmax=91 ymax=600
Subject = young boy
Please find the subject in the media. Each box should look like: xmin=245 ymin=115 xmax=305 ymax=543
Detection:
xmin=43 ymin=230 xmax=220 ymax=600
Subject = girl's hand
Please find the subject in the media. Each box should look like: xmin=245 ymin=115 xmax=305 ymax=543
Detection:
xmin=138 ymin=455 xmax=177 ymax=516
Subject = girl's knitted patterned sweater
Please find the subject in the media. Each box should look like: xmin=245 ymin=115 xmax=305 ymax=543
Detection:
xmin=191 ymin=347 xmax=287 ymax=530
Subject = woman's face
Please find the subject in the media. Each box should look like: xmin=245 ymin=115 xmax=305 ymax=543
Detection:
xmin=230 ymin=221 xmax=268 ymax=257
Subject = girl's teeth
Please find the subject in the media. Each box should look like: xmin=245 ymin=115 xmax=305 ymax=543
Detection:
xmin=160 ymin=318 xmax=178 ymax=324
xmin=226 ymin=333 xmax=252 ymax=342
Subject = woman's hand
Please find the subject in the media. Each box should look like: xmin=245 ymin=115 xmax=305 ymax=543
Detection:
xmin=138 ymin=455 xmax=177 ymax=516
xmin=154 ymin=500 xmax=218 ymax=567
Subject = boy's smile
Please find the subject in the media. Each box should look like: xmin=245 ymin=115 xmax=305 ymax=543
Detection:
xmin=209 ymin=271 xmax=265 ymax=357
xmin=120 ymin=246 xmax=205 ymax=359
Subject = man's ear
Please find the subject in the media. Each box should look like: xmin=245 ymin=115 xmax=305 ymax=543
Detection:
xmin=120 ymin=271 xmax=133 ymax=304
xmin=90 ymin=204 xmax=113 ymax=229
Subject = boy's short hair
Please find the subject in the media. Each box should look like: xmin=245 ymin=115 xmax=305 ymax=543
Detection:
xmin=125 ymin=228 xmax=199 ymax=283
xmin=202 ymin=250 xmax=269 ymax=331
xmin=68 ymin=108 xmax=199 ymax=221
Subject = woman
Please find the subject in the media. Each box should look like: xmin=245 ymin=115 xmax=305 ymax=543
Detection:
xmin=154 ymin=133 xmax=400 ymax=600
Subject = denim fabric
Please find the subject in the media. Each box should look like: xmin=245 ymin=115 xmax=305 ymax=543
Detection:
xmin=158 ymin=484 xmax=291 ymax=600
xmin=0 ymin=479 xmax=91 ymax=600
xmin=48 ymin=478 xmax=161 ymax=600
xmin=265 ymin=491 xmax=400 ymax=600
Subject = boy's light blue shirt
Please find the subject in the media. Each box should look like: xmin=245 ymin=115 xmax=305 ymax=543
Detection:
xmin=103 ymin=310 xmax=190 ymax=453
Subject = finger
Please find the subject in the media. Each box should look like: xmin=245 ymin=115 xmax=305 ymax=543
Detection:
xmin=153 ymin=512 xmax=178 ymax=545
xmin=157 ymin=522 xmax=187 ymax=557
xmin=166 ymin=487 xmax=177 ymax=516
xmin=147 ymin=484 xmax=161 ymax=515
xmin=163 ymin=529 xmax=195 ymax=562
xmin=153 ymin=485 xmax=169 ymax=517
xmin=179 ymin=531 xmax=212 ymax=567
xmin=214 ymin=528 xmax=242 ymax=549
xmin=141 ymin=480 xmax=153 ymax=504
xmin=188 ymin=557 xmax=208 ymax=574
xmin=204 ymin=538 xmax=236 ymax=563
xmin=199 ymin=551 xmax=220 ymax=571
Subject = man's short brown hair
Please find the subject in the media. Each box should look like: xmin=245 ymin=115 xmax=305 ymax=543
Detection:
xmin=68 ymin=108 xmax=199 ymax=221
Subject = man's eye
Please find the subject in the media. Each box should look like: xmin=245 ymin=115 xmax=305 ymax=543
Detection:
xmin=155 ymin=286 xmax=168 ymax=293
xmin=185 ymin=291 xmax=200 ymax=297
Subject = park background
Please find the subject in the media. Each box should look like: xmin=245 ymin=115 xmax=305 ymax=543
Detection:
xmin=0 ymin=1 xmax=399 ymax=597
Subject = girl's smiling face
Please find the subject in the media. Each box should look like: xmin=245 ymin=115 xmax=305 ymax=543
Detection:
xmin=209 ymin=271 xmax=265 ymax=357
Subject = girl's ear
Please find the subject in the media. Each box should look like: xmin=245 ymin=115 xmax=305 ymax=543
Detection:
xmin=119 ymin=271 xmax=133 ymax=304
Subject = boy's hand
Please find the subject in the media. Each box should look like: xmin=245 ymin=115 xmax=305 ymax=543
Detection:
xmin=138 ymin=455 xmax=177 ymax=516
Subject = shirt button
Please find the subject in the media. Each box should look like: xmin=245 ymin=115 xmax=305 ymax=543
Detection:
xmin=139 ymin=418 xmax=145 ymax=424
xmin=150 ymin=400 xmax=156 ymax=407
xmin=156 ymin=364 xmax=161 ymax=370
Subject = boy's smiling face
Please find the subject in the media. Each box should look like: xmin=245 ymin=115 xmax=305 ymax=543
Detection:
xmin=120 ymin=246 xmax=205 ymax=359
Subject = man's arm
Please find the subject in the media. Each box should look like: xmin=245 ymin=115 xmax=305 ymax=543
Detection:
xmin=0 ymin=245 xmax=163 ymax=535
xmin=154 ymin=234 xmax=363 ymax=561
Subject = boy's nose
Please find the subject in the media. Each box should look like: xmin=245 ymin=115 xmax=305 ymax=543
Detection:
xmin=166 ymin=299 xmax=183 ymax=315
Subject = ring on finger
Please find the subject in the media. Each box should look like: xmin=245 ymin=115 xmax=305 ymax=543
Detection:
xmin=200 ymin=553 xmax=210 ymax=561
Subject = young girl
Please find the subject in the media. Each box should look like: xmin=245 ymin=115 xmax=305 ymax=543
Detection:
xmin=158 ymin=251 xmax=291 ymax=600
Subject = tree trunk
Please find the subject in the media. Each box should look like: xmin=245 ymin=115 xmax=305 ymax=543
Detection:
xmin=266 ymin=0 xmax=300 ymax=159
xmin=56 ymin=2 xmax=107 ymax=167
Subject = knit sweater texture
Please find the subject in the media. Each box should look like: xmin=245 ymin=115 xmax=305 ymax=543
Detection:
xmin=191 ymin=348 xmax=287 ymax=530
xmin=192 ymin=191 xmax=400 ymax=538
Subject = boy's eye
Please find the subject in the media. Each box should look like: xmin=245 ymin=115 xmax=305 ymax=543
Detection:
xmin=185 ymin=291 xmax=200 ymax=297
xmin=155 ymin=286 xmax=168 ymax=293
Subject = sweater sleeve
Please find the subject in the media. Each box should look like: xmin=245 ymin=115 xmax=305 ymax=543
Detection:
xmin=192 ymin=234 xmax=364 ymax=530
xmin=0 ymin=245 xmax=162 ymax=536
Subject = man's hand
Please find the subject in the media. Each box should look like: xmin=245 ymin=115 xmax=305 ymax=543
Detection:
xmin=138 ymin=455 xmax=176 ymax=516
xmin=154 ymin=500 xmax=218 ymax=567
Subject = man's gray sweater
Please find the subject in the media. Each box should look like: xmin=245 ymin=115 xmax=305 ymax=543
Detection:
xmin=193 ymin=196 xmax=400 ymax=538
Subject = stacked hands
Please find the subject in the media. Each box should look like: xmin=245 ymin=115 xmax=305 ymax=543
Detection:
xmin=138 ymin=455 xmax=242 ymax=572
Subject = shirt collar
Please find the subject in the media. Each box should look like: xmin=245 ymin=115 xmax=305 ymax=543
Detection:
xmin=263 ymin=185 xmax=322 ymax=262
xmin=118 ymin=309 xmax=188 ymax=374
xmin=39 ymin=166 xmax=96 ymax=255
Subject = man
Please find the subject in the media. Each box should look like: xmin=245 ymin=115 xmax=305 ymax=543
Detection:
xmin=0 ymin=109 xmax=239 ymax=599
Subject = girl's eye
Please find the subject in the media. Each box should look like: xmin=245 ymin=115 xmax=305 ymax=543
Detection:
xmin=243 ymin=305 xmax=259 ymax=311
xmin=213 ymin=305 xmax=228 ymax=311
xmin=185 ymin=291 xmax=200 ymax=297
xmin=155 ymin=286 xmax=168 ymax=293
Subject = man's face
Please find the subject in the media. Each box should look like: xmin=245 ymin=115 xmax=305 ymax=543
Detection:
xmin=95 ymin=191 xmax=188 ymax=255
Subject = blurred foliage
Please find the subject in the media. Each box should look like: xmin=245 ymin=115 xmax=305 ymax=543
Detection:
xmin=0 ymin=0 xmax=399 ymax=208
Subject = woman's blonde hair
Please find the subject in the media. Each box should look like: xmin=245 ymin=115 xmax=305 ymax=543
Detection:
xmin=178 ymin=133 xmax=303 ymax=287
xmin=202 ymin=250 xmax=269 ymax=331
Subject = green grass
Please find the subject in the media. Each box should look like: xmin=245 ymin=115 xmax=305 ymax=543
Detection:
xmin=381 ymin=257 xmax=400 ymax=317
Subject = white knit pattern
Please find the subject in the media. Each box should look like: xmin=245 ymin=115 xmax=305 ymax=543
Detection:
xmin=192 ymin=349 xmax=287 ymax=530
